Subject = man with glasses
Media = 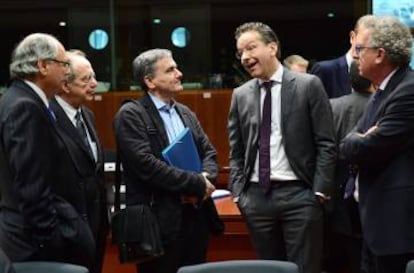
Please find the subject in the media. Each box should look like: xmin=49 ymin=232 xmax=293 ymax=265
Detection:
xmin=228 ymin=22 xmax=336 ymax=273
xmin=0 ymin=34 xmax=95 ymax=269
xmin=49 ymin=50 xmax=108 ymax=273
xmin=341 ymin=15 xmax=414 ymax=273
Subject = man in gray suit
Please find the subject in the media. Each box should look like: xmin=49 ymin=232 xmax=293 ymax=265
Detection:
xmin=228 ymin=22 xmax=336 ymax=273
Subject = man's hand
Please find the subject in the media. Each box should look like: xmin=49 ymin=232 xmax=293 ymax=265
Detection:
xmin=203 ymin=176 xmax=216 ymax=200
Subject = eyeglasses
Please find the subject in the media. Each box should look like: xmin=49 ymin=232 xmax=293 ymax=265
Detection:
xmin=236 ymin=43 xmax=259 ymax=60
xmin=355 ymin=44 xmax=379 ymax=56
xmin=46 ymin=58 xmax=70 ymax=69
xmin=79 ymin=74 xmax=97 ymax=84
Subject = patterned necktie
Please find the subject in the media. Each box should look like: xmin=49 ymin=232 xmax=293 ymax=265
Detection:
xmin=75 ymin=111 xmax=92 ymax=155
xmin=259 ymin=81 xmax=273 ymax=194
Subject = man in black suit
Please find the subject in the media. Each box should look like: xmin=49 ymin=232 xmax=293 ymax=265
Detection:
xmin=0 ymin=34 xmax=95 ymax=269
xmin=228 ymin=22 xmax=336 ymax=273
xmin=49 ymin=50 xmax=108 ymax=273
xmin=114 ymin=49 xmax=218 ymax=273
xmin=310 ymin=15 xmax=372 ymax=98
xmin=341 ymin=15 xmax=414 ymax=273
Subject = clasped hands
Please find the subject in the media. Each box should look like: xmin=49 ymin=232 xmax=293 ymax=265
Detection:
xmin=182 ymin=172 xmax=215 ymax=204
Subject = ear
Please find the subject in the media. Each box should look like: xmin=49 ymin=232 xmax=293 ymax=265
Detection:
xmin=268 ymin=42 xmax=278 ymax=58
xmin=37 ymin=59 xmax=49 ymax=76
xmin=143 ymin=75 xmax=155 ymax=90
xmin=375 ymin=48 xmax=387 ymax=64
xmin=349 ymin=30 xmax=356 ymax=44
xmin=61 ymin=80 xmax=71 ymax=94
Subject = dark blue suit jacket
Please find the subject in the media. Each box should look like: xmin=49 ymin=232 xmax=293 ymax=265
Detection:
xmin=340 ymin=66 xmax=414 ymax=255
xmin=310 ymin=55 xmax=351 ymax=98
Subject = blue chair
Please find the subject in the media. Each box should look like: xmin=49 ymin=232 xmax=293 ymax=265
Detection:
xmin=13 ymin=262 xmax=89 ymax=273
xmin=177 ymin=260 xmax=298 ymax=273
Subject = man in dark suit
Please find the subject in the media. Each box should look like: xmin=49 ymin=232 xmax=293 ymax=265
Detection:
xmin=341 ymin=15 xmax=414 ymax=273
xmin=0 ymin=34 xmax=95 ymax=269
xmin=310 ymin=15 xmax=373 ymax=98
xmin=325 ymin=60 xmax=374 ymax=273
xmin=228 ymin=22 xmax=336 ymax=273
xmin=49 ymin=50 xmax=108 ymax=273
xmin=114 ymin=49 xmax=218 ymax=273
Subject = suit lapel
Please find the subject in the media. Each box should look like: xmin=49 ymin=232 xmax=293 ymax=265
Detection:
xmin=280 ymin=70 xmax=296 ymax=126
xmin=375 ymin=66 xmax=409 ymax=119
xmin=51 ymin=98 xmax=95 ymax=163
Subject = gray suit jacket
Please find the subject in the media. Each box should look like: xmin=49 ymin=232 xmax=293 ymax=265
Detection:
xmin=228 ymin=69 xmax=336 ymax=197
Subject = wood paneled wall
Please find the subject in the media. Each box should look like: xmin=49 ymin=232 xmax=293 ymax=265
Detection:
xmin=84 ymin=89 xmax=232 ymax=168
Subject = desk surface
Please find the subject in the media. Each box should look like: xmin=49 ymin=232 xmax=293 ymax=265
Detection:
xmin=214 ymin=196 xmax=240 ymax=217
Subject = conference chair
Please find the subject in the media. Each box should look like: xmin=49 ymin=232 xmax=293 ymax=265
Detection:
xmin=406 ymin=260 xmax=414 ymax=273
xmin=13 ymin=262 xmax=89 ymax=273
xmin=177 ymin=260 xmax=299 ymax=273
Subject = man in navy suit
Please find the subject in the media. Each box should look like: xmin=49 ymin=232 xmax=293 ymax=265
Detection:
xmin=50 ymin=50 xmax=108 ymax=273
xmin=0 ymin=34 xmax=95 ymax=269
xmin=228 ymin=22 xmax=336 ymax=273
xmin=310 ymin=15 xmax=372 ymax=98
xmin=341 ymin=15 xmax=414 ymax=273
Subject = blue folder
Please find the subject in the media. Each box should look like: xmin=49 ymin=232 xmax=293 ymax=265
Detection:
xmin=162 ymin=128 xmax=202 ymax=172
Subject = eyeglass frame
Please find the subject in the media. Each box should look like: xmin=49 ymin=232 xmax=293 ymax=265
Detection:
xmin=46 ymin=58 xmax=71 ymax=69
xmin=355 ymin=44 xmax=379 ymax=56
xmin=235 ymin=42 xmax=260 ymax=60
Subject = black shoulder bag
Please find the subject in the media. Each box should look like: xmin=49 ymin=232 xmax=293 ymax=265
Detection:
xmin=111 ymin=100 xmax=164 ymax=264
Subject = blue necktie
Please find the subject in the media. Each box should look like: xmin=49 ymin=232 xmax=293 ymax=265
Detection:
xmin=47 ymin=106 xmax=56 ymax=121
xmin=259 ymin=81 xmax=273 ymax=194
xmin=344 ymin=89 xmax=384 ymax=199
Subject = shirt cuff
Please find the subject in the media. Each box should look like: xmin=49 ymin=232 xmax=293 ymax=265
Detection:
xmin=315 ymin=192 xmax=331 ymax=200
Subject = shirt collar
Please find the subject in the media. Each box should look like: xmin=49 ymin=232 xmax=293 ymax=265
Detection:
xmin=24 ymin=80 xmax=49 ymax=108
xmin=378 ymin=68 xmax=398 ymax=91
xmin=259 ymin=64 xmax=283 ymax=86
xmin=55 ymin=95 xmax=79 ymax=122
xmin=148 ymin=92 xmax=176 ymax=111
xmin=345 ymin=51 xmax=353 ymax=72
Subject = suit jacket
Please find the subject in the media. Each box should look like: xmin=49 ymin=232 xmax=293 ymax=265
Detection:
xmin=50 ymin=98 xmax=107 ymax=273
xmin=49 ymin=97 xmax=107 ymax=242
xmin=113 ymin=93 xmax=219 ymax=243
xmin=0 ymin=80 xmax=95 ymax=267
xmin=340 ymin=66 xmax=414 ymax=255
xmin=310 ymin=55 xmax=351 ymax=98
xmin=228 ymin=69 xmax=336 ymax=198
xmin=328 ymin=91 xmax=371 ymax=234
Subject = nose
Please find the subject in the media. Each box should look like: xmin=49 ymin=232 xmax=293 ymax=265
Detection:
xmin=176 ymin=69 xmax=183 ymax=79
xmin=89 ymin=77 xmax=98 ymax=88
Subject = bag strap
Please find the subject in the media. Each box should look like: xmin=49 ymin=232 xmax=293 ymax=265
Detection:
xmin=114 ymin=147 xmax=122 ymax=213
xmin=114 ymin=98 xmax=157 ymax=212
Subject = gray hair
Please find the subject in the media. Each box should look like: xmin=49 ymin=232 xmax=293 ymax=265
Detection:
xmin=9 ymin=33 xmax=60 ymax=80
xmin=66 ymin=49 xmax=87 ymax=83
xmin=235 ymin=22 xmax=281 ymax=59
xmin=132 ymin=49 xmax=172 ymax=91
xmin=366 ymin=16 xmax=413 ymax=65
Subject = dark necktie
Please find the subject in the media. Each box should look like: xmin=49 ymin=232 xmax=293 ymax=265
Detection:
xmin=47 ymin=106 xmax=56 ymax=121
xmin=75 ymin=111 xmax=92 ymax=155
xmin=259 ymin=81 xmax=273 ymax=194
xmin=343 ymin=89 xmax=384 ymax=199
